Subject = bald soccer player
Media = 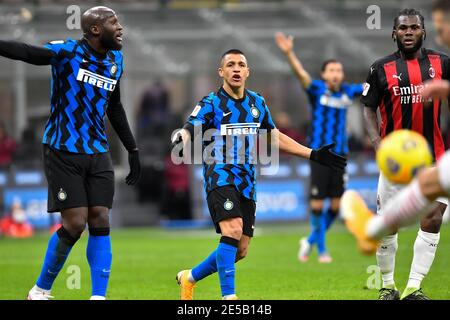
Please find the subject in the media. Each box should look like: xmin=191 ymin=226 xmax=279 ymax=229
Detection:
xmin=0 ymin=6 xmax=141 ymax=300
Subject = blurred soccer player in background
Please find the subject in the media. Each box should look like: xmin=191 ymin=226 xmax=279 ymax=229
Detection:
xmin=275 ymin=32 xmax=363 ymax=263
xmin=0 ymin=6 xmax=141 ymax=300
xmin=172 ymin=49 xmax=346 ymax=300
xmin=360 ymin=8 xmax=450 ymax=300
xmin=432 ymin=0 xmax=450 ymax=47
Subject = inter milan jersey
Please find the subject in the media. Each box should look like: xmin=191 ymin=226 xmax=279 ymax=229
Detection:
xmin=306 ymin=79 xmax=363 ymax=156
xmin=42 ymin=38 xmax=123 ymax=154
xmin=361 ymin=48 xmax=450 ymax=160
xmin=184 ymin=87 xmax=276 ymax=201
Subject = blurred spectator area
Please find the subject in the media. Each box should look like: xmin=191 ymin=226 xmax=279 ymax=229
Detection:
xmin=1 ymin=0 xmax=450 ymax=226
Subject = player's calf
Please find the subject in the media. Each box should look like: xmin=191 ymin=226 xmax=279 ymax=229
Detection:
xmin=30 ymin=225 xmax=80 ymax=299
xmin=236 ymin=235 xmax=250 ymax=262
xmin=86 ymin=225 xmax=112 ymax=300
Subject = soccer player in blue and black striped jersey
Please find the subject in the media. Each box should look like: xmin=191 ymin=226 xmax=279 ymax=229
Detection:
xmin=0 ymin=6 xmax=141 ymax=300
xmin=276 ymin=32 xmax=363 ymax=263
xmin=172 ymin=49 xmax=346 ymax=300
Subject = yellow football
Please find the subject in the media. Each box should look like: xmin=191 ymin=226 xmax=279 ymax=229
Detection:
xmin=376 ymin=130 xmax=433 ymax=184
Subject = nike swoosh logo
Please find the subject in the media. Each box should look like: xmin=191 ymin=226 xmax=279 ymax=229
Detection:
xmin=82 ymin=59 xmax=88 ymax=63
xmin=102 ymin=269 xmax=111 ymax=273
xmin=225 ymin=270 xmax=234 ymax=274
xmin=223 ymin=111 xmax=232 ymax=117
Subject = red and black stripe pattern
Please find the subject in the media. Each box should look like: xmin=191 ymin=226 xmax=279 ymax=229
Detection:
xmin=362 ymin=48 xmax=450 ymax=160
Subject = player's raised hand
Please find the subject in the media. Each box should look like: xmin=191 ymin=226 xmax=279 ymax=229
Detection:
xmin=126 ymin=149 xmax=141 ymax=185
xmin=421 ymin=79 xmax=450 ymax=100
xmin=310 ymin=143 xmax=347 ymax=171
xmin=275 ymin=32 xmax=294 ymax=54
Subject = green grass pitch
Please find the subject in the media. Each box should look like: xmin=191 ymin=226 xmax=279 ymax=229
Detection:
xmin=1 ymin=222 xmax=450 ymax=300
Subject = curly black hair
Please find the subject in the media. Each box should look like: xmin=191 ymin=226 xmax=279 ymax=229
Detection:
xmin=393 ymin=8 xmax=425 ymax=31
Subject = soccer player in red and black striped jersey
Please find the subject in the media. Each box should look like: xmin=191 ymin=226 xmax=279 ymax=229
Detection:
xmin=361 ymin=9 xmax=449 ymax=300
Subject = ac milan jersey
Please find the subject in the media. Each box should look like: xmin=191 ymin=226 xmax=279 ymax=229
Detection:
xmin=42 ymin=39 xmax=123 ymax=154
xmin=361 ymin=48 xmax=450 ymax=160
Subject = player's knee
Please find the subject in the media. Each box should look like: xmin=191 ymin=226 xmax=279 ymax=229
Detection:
xmin=88 ymin=207 xmax=110 ymax=228
xmin=57 ymin=226 xmax=81 ymax=245
xmin=330 ymin=199 xmax=341 ymax=212
xmin=64 ymin=218 xmax=87 ymax=238
xmin=421 ymin=209 xmax=444 ymax=233
xmin=421 ymin=218 xmax=442 ymax=233
xmin=219 ymin=218 xmax=243 ymax=240
xmin=226 ymin=227 xmax=243 ymax=240
xmin=222 ymin=225 xmax=243 ymax=240
xmin=310 ymin=200 xmax=324 ymax=212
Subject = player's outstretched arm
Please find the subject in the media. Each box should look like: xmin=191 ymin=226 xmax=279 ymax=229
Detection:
xmin=363 ymin=107 xmax=381 ymax=151
xmin=106 ymin=83 xmax=141 ymax=185
xmin=275 ymin=130 xmax=346 ymax=170
xmin=275 ymin=32 xmax=312 ymax=88
xmin=0 ymin=40 xmax=55 ymax=65
xmin=421 ymin=79 xmax=450 ymax=100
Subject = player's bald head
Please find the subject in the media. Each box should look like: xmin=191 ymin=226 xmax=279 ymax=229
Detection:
xmin=81 ymin=6 xmax=117 ymax=37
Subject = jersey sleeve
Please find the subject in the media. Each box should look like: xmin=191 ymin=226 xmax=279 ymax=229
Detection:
xmin=305 ymin=79 xmax=323 ymax=97
xmin=44 ymin=40 xmax=70 ymax=65
xmin=260 ymin=99 xmax=276 ymax=131
xmin=360 ymin=64 xmax=383 ymax=110
xmin=0 ymin=40 xmax=55 ymax=65
xmin=347 ymin=83 xmax=365 ymax=98
xmin=182 ymin=97 xmax=215 ymax=139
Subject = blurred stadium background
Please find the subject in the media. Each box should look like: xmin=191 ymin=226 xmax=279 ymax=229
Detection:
xmin=1 ymin=0 xmax=447 ymax=230
xmin=1 ymin=0 xmax=450 ymax=300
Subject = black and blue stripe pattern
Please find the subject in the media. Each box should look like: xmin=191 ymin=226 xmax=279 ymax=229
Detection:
xmin=186 ymin=87 xmax=276 ymax=201
xmin=42 ymin=39 xmax=123 ymax=154
xmin=306 ymin=79 xmax=363 ymax=156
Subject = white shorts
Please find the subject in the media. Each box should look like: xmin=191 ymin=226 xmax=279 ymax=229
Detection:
xmin=377 ymin=173 xmax=448 ymax=216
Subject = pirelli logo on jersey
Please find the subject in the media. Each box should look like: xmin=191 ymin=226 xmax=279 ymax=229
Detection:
xmin=319 ymin=94 xmax=351 ymax=109
xmin=76 ymin=68 xmax=117 ymax=92
xmin=220 ymin=123 xmax=261 ymax=136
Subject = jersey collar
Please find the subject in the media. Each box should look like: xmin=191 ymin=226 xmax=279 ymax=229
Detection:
xmin=395 ymin=47 xmax=426 ymax=61
xmin=218 ymin=87 xmax=247 ymax=103
xmin=80 ymin=38 xmax=108 ymax=60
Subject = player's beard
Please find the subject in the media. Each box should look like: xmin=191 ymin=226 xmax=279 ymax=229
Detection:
xmin=397 ymin=37 xmax=423 ymax=55
xmin=100 ymin=32 xmax=122 ymax=51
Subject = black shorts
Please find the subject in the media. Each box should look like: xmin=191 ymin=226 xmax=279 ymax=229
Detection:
xmin=310 ymin=161 xmax=346 ymax=200
xmin=206 ymin=185 xmax=256 ymax=237
xmin=43 ymin=144 xmax=114 ymax=213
